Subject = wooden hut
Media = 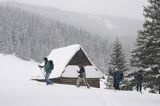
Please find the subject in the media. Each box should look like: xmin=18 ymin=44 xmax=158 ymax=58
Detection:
xmin=44 ymin=44 xmax=102 ymax=88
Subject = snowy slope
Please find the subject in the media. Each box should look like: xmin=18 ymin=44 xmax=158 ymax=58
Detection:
xmin=0 ymin=54 xmax=160 ymax=106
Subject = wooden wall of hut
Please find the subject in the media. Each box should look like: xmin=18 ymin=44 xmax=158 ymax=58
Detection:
xmin=52 ymin=77 xmax=100 ymax=88
xmin=33 ymin=78 xmax=100 ymax=88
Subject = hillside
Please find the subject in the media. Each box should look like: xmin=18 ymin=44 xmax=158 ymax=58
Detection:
xmin=0 ymin=5 xmax=109 ymax=72
xmin=0 ymin=54 xmax=160 ymax=106
xmin=0 ymin=1 xmax=145 ymax=73
xmin=0 ymin=1 xmax=143 ymax=46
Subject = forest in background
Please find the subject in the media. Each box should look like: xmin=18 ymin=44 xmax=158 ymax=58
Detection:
xmin=0 ymin=6 xmax=109 ymax=72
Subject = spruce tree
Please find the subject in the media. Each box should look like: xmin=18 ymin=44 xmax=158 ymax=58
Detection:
xmin=131 ymin=0 xmax=160 ymax=93
xmin=109 ymin=38 xmax=128 ymax=71
xmin=107 ymin=38 xmax=128 ymax=89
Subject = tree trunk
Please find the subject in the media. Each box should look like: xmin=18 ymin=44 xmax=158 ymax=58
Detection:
xmin=159 ymin=84 xmax=160 ymax=94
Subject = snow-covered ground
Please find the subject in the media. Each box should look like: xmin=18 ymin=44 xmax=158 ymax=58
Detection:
xmin=0 ymin=54 xmax=160 ymax=106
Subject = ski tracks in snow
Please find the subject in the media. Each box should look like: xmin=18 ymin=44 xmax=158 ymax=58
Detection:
xmin=100 ymin=89 xmax=117 ymax=106
xmin=100 ymin=89 xmax=124 ymax=106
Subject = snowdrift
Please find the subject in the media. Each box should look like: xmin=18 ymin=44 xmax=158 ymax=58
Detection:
xmin=0 ymin=54 xmax=160 ymax=106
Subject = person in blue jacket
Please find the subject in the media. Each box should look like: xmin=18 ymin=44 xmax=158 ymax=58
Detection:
xmin=39 ymin=57 xmax=54 ymax=85
xmin=110 ymin=67 xmax=124 ymax=90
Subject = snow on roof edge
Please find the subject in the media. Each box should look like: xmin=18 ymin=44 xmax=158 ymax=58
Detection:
xmin=47 ymin=44 xmax=81 ymax=78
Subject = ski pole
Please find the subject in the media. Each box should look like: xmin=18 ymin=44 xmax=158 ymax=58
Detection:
xmin=39 ymin=67 xmax=45 ymax=78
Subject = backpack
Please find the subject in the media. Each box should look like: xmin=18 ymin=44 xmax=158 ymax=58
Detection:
xmin=49 ymin=60 xmax=54 ymax=70
xmin=119 ymin=71 xmax=124 ymax=81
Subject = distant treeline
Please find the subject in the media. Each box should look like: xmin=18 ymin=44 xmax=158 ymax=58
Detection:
xmin=0 ymin=6 xmax=109 ymax=72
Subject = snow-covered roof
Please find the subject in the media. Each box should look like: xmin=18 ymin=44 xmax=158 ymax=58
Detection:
xmin=47 ymin=44 xmax=102 ymax=78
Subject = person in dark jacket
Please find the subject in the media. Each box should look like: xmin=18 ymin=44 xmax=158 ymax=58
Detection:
xmin=39 ymin=57 xmax=53 ymax=85
xmin=76 ymin=65 xmax=90 ymax=88
xmin=135 ymin=70 xmax=143 ymax=93
xmin=39 ymin=57 xmax=48 ymax=69
xmin=110 ymin=68 xmax=124 ymax=90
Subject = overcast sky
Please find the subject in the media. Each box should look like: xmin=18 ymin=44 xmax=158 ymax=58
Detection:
xmin=0 ymin=0 xmax=148 ymax=20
